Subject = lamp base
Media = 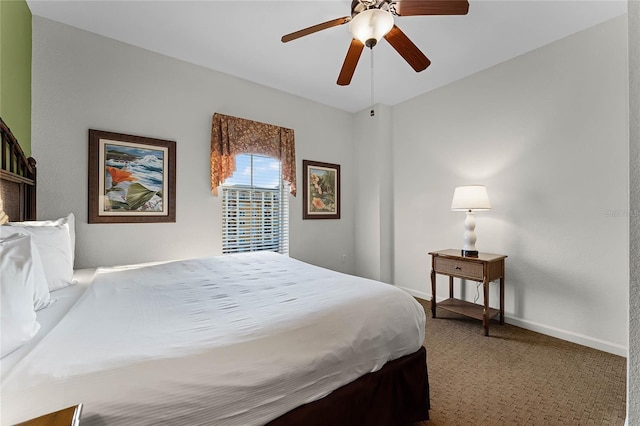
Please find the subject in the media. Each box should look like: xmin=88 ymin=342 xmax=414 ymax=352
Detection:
xmin=461 ymin=250 xmax=479 ymax=257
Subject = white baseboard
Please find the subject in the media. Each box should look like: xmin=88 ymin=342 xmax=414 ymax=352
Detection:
xmin=398 ymin=286 xmax=628 ymax=358
xmin=402 ymin=287 xmax=431 ymax=301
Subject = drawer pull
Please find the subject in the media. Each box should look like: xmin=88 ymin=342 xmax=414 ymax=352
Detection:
xmin=455 ymin=266 xmax=462 ymax=270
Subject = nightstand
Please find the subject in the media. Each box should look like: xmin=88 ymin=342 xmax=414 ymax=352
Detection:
xmin=429 ymin=249 xmax=507 ymax=336
xmin=16 ymin=404 xmax=82 ymax=426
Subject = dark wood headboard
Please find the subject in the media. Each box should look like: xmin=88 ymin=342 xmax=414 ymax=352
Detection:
xmin=0 ymin=117 xmax=37 ymax=223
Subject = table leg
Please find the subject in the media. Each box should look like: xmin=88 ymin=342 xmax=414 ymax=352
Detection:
xmin=449 ymin=276 xmax=454 ymax=298
xmin=483 ymin=279 xmax=490 ymax=336
xmin=500 ymin=276 xmax=505 ymax=325
xmin=430 ymin=269 xmax=436 ymax=318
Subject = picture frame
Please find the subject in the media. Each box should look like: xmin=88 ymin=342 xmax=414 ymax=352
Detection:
xmin=88 ymin=130 xmax=176 ymax=223
xmin=303 ymin=160 xmax=340 ymax=220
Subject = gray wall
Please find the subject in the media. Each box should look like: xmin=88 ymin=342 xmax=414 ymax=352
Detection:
xmin=628 ymin=1 xmax=639 ymax=422
xmin=31 ymin=17 xmax=355 ymax=273
xmin=353 ymin=104 xmax=393 ymax=283
xmin=390 ymin=16 xmax=629 ymax=355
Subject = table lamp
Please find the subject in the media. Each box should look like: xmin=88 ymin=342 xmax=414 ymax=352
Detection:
xmin=451 ymin=185 xmax=491 ymax=257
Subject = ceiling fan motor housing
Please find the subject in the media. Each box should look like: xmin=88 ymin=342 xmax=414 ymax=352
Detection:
xmin=351 ymin=0 xmax=393 ymax=17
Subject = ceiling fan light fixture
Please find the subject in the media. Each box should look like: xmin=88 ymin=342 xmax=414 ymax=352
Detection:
xmin=349 ymin=8 xmax=394 ymax=48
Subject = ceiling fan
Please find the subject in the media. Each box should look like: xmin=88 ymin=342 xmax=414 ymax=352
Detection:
xmin=281 ymin=0 xmax=470 ymax=86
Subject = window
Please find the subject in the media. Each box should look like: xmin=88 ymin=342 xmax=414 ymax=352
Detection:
xmin=222 ymin=154 xmax=289 ymax=255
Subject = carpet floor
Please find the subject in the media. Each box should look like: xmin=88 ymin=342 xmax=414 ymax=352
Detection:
xmin=414 ymin=298 xmax=627 ymax=425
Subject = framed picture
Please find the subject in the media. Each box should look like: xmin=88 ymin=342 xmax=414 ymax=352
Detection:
xmin=88 ymin=130 xmax=176 ymax=223
xmin=303 ymin=160 xmax=340 ymax=220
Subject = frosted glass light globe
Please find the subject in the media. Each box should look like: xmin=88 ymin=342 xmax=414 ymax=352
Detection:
xmin=349 ymin=9 xmax=394 ymax=47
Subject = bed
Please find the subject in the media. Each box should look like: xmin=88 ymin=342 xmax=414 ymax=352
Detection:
xmin=0 ymin=118 xmax=429 ymax=425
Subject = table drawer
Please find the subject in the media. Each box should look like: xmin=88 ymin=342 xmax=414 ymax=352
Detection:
xmin=434 ymin=257 xmax=483 ymax=281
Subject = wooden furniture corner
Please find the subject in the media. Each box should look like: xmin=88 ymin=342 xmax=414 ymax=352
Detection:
xmin=16 ymin=404 xmax=82 ymax=426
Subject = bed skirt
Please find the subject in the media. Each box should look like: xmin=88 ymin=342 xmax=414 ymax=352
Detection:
xmin=267 ymin=346 xmax=430 ymax=426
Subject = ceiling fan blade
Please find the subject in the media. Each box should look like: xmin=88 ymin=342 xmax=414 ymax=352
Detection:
xmin=384 ymin=25 xmax=431 ymax=72
xmin=392 ymin=0 xmax=469 ymax=16
xmin=337 ymin=39 xmax=365 ymax=86
xmin=281 ymin=17 xmax=351 ymax=43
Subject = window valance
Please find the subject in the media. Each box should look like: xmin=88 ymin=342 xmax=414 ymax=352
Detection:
xmin=210 ymin=113 xmax=296 ymax=196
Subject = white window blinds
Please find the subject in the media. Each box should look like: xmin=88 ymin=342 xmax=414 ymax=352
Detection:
xmin=222 ymin=154 xmax=289 ymax=255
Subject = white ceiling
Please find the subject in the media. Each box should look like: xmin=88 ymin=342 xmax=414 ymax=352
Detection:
xmin=26 ymin=0 xmax=627 ymax=113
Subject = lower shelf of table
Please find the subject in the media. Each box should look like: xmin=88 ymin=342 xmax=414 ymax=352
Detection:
xmin=435 ymin=298 xmax=501 ymax=321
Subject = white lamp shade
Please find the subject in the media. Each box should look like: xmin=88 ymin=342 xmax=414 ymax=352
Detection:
xmin=451 ymin=185 xmax=492 ymax=211
xmin=349 ymin=9 xmax=394 ymax=45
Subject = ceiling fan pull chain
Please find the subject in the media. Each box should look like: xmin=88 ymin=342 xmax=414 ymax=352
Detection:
xmin=370 ymin=47 xmax=375 ymax=117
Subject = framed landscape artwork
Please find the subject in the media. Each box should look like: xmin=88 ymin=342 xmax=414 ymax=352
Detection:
xmin=88 ymin=130 xmax=176 ymax=223
xmin=303 ymin=160 xmax=340 ymax=220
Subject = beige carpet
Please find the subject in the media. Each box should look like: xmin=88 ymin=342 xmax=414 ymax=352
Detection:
xmin=414 ymin=298 xmax=626 ymax=425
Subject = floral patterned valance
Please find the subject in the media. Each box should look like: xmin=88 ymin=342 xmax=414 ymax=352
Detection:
xmin=210 ymin=113 xmax=296 ymax=196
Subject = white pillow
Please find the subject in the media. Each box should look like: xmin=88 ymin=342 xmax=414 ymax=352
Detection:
xmin=28 ymin=237 xmax=53 ymax=311
xmin=0 ymin=224 xmax=74 ymax=292
xmin=1 ymin=234 xmax=41 ymax=358
xmin=9 ymin=213 xmax=76 ymax=266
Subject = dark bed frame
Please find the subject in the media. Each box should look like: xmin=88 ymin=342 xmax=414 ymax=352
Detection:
xmin=0 ymin=117 xmax=430 ymax=424
xmin=0 ymin=117 xmax=37 ymax=223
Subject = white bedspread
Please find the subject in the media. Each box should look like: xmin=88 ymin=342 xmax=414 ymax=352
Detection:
xmin=1 ymin=269 xmax=94 ymax=376
xmin=1 ymin=252 xmax=425 ymax=425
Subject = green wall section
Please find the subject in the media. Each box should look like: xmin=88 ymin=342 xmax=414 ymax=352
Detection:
xmin=0 ymin=0 xmax=32 ymax=156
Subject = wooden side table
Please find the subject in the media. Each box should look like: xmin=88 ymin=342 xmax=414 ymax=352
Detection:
xmin=16 ymin=404 xmax=82 ymax=426
xmin=429 ymin=249 xmax=507 ymax=336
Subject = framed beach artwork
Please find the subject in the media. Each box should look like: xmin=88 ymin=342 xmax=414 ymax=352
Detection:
xmin=302 ymin=160 xmax=340 ymax=220
xmin=88 ymin=130 xmax=176 ymax=223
